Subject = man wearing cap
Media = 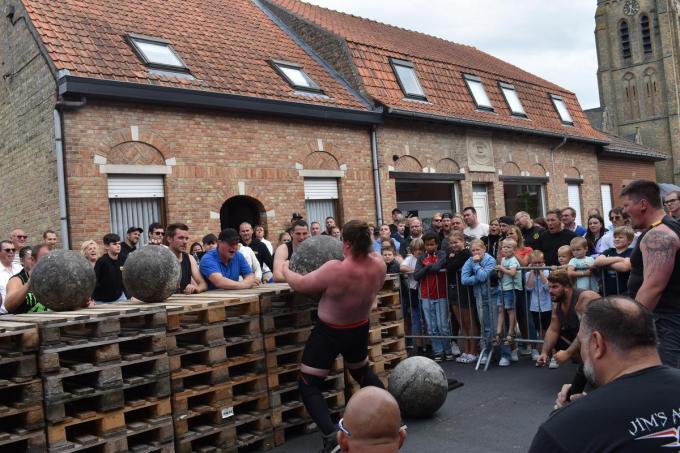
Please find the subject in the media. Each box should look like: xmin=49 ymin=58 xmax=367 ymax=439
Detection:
xmin=120 ymin=226 xmax=142 ymax=264
xmin=199 ymin=228 xmax=258 ymax=290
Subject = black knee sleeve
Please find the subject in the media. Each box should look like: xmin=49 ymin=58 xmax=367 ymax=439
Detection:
xmin=298 ymin=373 xmax=336 ymax=435
xmin=347 ymin=364 xmax=384 ymax=389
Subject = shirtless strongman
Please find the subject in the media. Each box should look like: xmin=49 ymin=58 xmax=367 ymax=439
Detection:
xmin=283 ymin=220 xmax=387 ymax=453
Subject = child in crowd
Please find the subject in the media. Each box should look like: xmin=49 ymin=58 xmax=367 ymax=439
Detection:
xmin=461 ymin=240 xmax=501 ymax=366
xmin=593 ymin=226 xmax=634 ymax=296
xmin=495 ymin=239 xmax=521 ymax=366
xmin=414 ymin=232 xmax=451 ymax=362
xmin=445 ymin=231 xmax=477 ymax=363
xmin=525 ymin=250 xmax=551 ymax=362
xmin=382 ymin=246 xmax=401 ymax=274
xmin=554 ymin=245 xmax=573 ymax=271
xmin=401 ymin=238 xmax=425 ymax=355
xmin=567 ymin=237 xmax=599 ymax=291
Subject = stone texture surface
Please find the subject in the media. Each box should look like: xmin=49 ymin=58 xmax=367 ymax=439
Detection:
xmin=388 ymin=356 xmax=448 ymax=418
xmin=31 ymin=250 xmax=95 ymax=311
xmin=289 ymin=235 xmax=343 ymax=275
xmin=123 ymin=246 xmax=180 ymax=303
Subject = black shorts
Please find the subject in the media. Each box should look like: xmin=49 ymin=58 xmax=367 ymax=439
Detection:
xmin=301 ymin=319 xmax=370 ymax=370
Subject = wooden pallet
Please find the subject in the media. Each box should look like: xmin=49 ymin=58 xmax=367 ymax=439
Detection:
xmin=46 ymin=406 xmax=126 ymax=451
xmin=186 ymin=291 xmax=262 ymax=318
xmin=264 ymin=345 xmax=304 ymax=370
xmin=379 ymin=305 xmax=403 ymax=323
xmin=382 ymin=274 xmax=401 ymax=292
xmin=382 ymin=336 xmax=407 ymax=355
xmin=376 ymin=290 xmax=401 ymax=307
xmin=225 ymin=353 xmax=266 ymax=379
xmin=0 ymin=320 xmax=39 ymax=352
xmin=232 ymin=374 xmax=268 ymax=404
xmin=171 ymin=362 xmax=230 ymax=393
xmin=171 ymin=380 xmax=233 ymax=416
xmin=260 ymin=307 xmax=313 ymax=334
xmin=380 ymin=320 xmax=405 ymax=338
xmin=0 ymin=429 xmax=45 ymax=452
xmin=168 ymin=344 xmax=228 ymax=374
xmin=344 ymin=372 xmax=389 ymax=397
xmin=272 ymin=391 xmax=343 ymax=447
xmin=269 ymin=372 xmax=344 ymax=410
xmin=226 ymin=335 xmax=264 ymax=360
xmin=383 ymin=351 xmax=408 ymax=371
xmin=223 ymin=317 xmax=261 ymax=342
xmin=263 ymin=326 xmax=311 ymax=352
xmin=123 ymin=398 xmax=174 ymax=452
xmin=213 ymin=285 xmax=294 ymax=314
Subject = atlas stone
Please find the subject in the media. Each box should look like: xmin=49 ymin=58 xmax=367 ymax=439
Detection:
xmin=388 ymin=356 xmax=448 ymax=418
xmin=123 ymin=246 xmax=180 ymax=303
xmin=31 ymin=250 xmax=95 ymax=311
xmin=289 ymin=235 xmax=344 ymax=275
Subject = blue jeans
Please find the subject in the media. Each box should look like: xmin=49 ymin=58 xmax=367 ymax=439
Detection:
xmin=404 ymin=288 xmax=423 ymax=336
xmin=476 ymin=287 xmax=511 ymax=359
xmin=421 ymin=298 xmax=451 ymax=355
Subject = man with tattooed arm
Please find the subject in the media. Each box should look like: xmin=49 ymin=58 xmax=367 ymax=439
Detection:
xmin=621 ymin=180 xmax=680 ymax=368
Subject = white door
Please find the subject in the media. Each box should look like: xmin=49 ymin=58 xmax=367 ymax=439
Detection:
xmin=567 ymin=184 xmax=583 ymax=226
xmin=601 ymin=184 xmax=613 ymax=219
xmin=472 ymin=184 xmax=489 ymax=225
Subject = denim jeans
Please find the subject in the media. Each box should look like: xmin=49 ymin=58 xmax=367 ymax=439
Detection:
xmin=656 ymin=313 xmax=680 ymax=368
xmin=421 ymin=298 xmax=451 ymax=355
xmin=476 ymin=287 xmax=511 ymax=359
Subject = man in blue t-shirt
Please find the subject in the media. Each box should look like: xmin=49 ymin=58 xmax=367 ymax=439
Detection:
xmin=199 ymin=228 xmax=258 ymax=290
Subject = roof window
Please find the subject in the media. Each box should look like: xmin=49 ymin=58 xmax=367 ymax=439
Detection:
xmin=127 ymin=34 xmax=188 ymax=71
xmin=390 ymin=58 xmax=426 ymax=100
xmin=464 ymin=74 xmax=493 ymax=111
xmin=271 ymin=60 xmax=322 ymax=93
xmin=550 ymin=94 xmax=574 ymax=125
xmin=499 ymin=82 xmax=526 ymax=117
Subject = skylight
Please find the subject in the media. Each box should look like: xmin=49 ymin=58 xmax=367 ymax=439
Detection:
xmin=271 ymin=60 xmax=322 ymax=93
xmin=550 ymin=94 xmax=574 ymax=125
xmin=499 ymin=82 xmax=526 ymax=117
xmin=464 ymin=74 xmax=493 ymax=110
xmin=390 ymin=58 xmax=426 ymax=100
xmin=127 ymin=34 xmax=188 ymax=71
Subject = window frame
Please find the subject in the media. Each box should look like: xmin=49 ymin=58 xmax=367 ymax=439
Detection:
xmin=620 ymin=20 xmax=632 ymax=60
xmin=270 ymin=59 xmax=323 ymax=94
xmin=463 ymin=74 xmax=494 ymax=111
xmin=389 ymin=58 xmax=427 ymax=100
xmin=498 ymin=82 xmax=527 ymax=117
xmin=640 ymin=14 xmax=653 ymax=55
xmin=549 ymin=94 xmax=574 ymax=125
xmin=126 ymin=33 xmax=189 ymax=72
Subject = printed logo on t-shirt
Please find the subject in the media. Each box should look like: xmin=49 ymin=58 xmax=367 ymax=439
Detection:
xmin=628 ymin=411 xmax=680 ymax=447
xmin=533 ymin=233 xmax=540 ymax=239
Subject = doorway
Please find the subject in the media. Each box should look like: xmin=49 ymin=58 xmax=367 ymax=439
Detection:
xmin=472 ymin=184 xmax=489 ymax=224
xmin=220 ymin=196 xmax=265 ymax=231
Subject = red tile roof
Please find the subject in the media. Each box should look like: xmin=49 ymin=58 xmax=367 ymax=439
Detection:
xmin=267 ymin=0 xmax=607 ymax=142
xmin=21 ymin=0 xmax=368 ymax=111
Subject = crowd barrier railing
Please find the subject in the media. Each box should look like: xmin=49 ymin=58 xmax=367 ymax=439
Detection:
xmin=397 ymin=264 xmax=630 ymax=371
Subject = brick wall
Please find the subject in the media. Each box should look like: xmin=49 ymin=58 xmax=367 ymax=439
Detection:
xmin=0 ymin=5 xmax=61 ymax=243
xmin=599 ymin=156 xmax=658 ymax=207
xmin=62 ymin=101 xmax=376 ymax=247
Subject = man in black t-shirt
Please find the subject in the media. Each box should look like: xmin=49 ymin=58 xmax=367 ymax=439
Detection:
xmin=535 ymin=209 xmax=578 ymax=266
xmin=92 ymin=233 xmax=127 ymax=303
xmin=119 ymin=226 xmax=142 ymax=264
xmin=514 ymin=211 xmax=545 ymax=250
xmin=238 ymin=222 xmax=273 ymax=271
xmin=529 ymin=296 xmax=680 ymax=453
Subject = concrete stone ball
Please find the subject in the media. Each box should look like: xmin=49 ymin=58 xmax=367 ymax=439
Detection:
xmin=289 ymin=235 xmax=344 ymax=275
xmin=31 ymin=250 xmax=95 ymax=311
xmin=388 ymin=356 xmax=448 ymax=418
xmin=123 ymin=245 xmax=180 ymax=303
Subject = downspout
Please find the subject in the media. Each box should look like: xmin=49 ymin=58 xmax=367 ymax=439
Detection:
xmin=54 ymin=96 xmax=86 ymax=250
xmin=370 ymin=125 xmax=383 ymax=225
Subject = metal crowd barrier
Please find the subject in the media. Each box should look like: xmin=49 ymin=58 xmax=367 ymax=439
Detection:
xmin=397 ymin=264 xmax=629 ymax=371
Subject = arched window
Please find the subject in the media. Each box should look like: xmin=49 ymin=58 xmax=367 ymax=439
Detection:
xmin=620 ymin=21 xmax=632 ymax=60
xmin=622 ymin=72 xmax=640 ymax=120
xmin=641 ymin=15 xmax=653 ymax=55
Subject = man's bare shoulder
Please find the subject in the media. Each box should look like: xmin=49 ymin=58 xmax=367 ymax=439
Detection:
xmin=274 ymin=243 xmax=289 ymax=258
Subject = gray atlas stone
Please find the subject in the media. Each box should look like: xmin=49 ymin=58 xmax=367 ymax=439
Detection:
xmin=31 ymin=250 xmax=96 ymax=311
xmin=289 ymin=235 xmax=344 ymax=275
xmin=388 ymin=356 xmax=448 ymax=418
xmin=123 ymin=245 xmax=181 ymax=303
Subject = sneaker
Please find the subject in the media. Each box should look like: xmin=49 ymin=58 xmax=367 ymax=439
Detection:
xmin=434 ymin=354 xmax=444 ymax=363
xmin=499 ymin=356 xmax=510 ymax=367
xmin=455 ymin=353 xmax=468 ymax=363
xmin=450 ymin=342 xmax=461 ymax=357
xmin=548 ymin=357 xmax=559 ymax=369
xmin=445 ymin=352 xmax=454 ymax=361
xmin=480 ymin=351 xmax=489 ymax=365
xmin=510 ymin=350 xmax=519 ymax=362
xmin=519 ymin=347 xmax=532 ymax=356
xmin=463 ymin=353 xmax=478 ymax=363
xmin=531 ymin=349 xmax=541 ymax=361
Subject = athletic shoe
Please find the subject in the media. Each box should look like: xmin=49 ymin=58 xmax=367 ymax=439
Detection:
xmin=531 ymin=349 xmax=541 ymax=361
xmin=479 ymin=351 xmax=489 ymax=365
xmin=519 ymin=347 xmax=532 ymax=356
xmin=445 ymin=352 xmax=455 ymax=361
xmin=510 ymin=350 xmax=519 ymax=362
xmin=548 ymin=357 xmax=559 ymax=369
xmin=434 ymin=354 xmax=444 ymax=363
xmin=499 ymin=357 xmax=510 ymax=367
xmin=450 ymin=342 xmax=461 ymax=357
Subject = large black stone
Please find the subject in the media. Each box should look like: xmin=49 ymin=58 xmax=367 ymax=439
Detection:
xmin=31 ymin=250 xmax=95 ymax=311
xmin=388 ymin=356 xmax=448 ymax=418
xmin=289 ymin=235 xmax=343 ymax=275
xmin=123 ymin=246 xmax=180 ymax=303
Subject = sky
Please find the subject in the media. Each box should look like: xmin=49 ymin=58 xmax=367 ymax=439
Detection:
xmin=303 ymin=0 xmax=601 ymax=109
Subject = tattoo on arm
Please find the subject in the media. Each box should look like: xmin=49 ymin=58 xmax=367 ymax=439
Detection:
xmin=643 ymin=230 xmax=677 ymax=277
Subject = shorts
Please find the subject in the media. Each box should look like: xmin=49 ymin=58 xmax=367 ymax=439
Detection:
xmin=301 ymin=319 xmax=370 ymax=369
xmin=496 ymin=290 xmax=516 ymax=310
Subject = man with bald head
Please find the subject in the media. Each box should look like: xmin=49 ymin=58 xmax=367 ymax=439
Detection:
xmin=338 ymin=387 xmax=406 ymax=452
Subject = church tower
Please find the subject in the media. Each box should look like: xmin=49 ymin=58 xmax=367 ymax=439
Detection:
xmin=594 ymin=0 xmax=680 ymax=182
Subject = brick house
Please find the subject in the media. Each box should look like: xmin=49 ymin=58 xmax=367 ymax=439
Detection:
xmin=0 ymin=0 xmax=652 ymax=248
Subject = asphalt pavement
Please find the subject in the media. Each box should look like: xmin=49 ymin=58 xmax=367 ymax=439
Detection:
xmin=270 ymin=356 xmax=577 ymax=453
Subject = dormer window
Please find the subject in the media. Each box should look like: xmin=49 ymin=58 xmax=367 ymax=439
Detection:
xmin=390 ymin=58 xmax=426 ymax=100
xmin=550 ymin=94 xmax=574 ymax=125
xmin=127 ymin=34 xmax=188 ymax=71
xmin=498 ymin=82 xmax=526 ymax=117
xmin=464 ymin=74 xmax=493 ymax=111
xmin=270 ymin=60 xmax=322 ymax=93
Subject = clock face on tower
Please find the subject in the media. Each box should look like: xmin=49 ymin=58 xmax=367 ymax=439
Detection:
xmin=623 ymin=0 xmax=640 ymax=16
